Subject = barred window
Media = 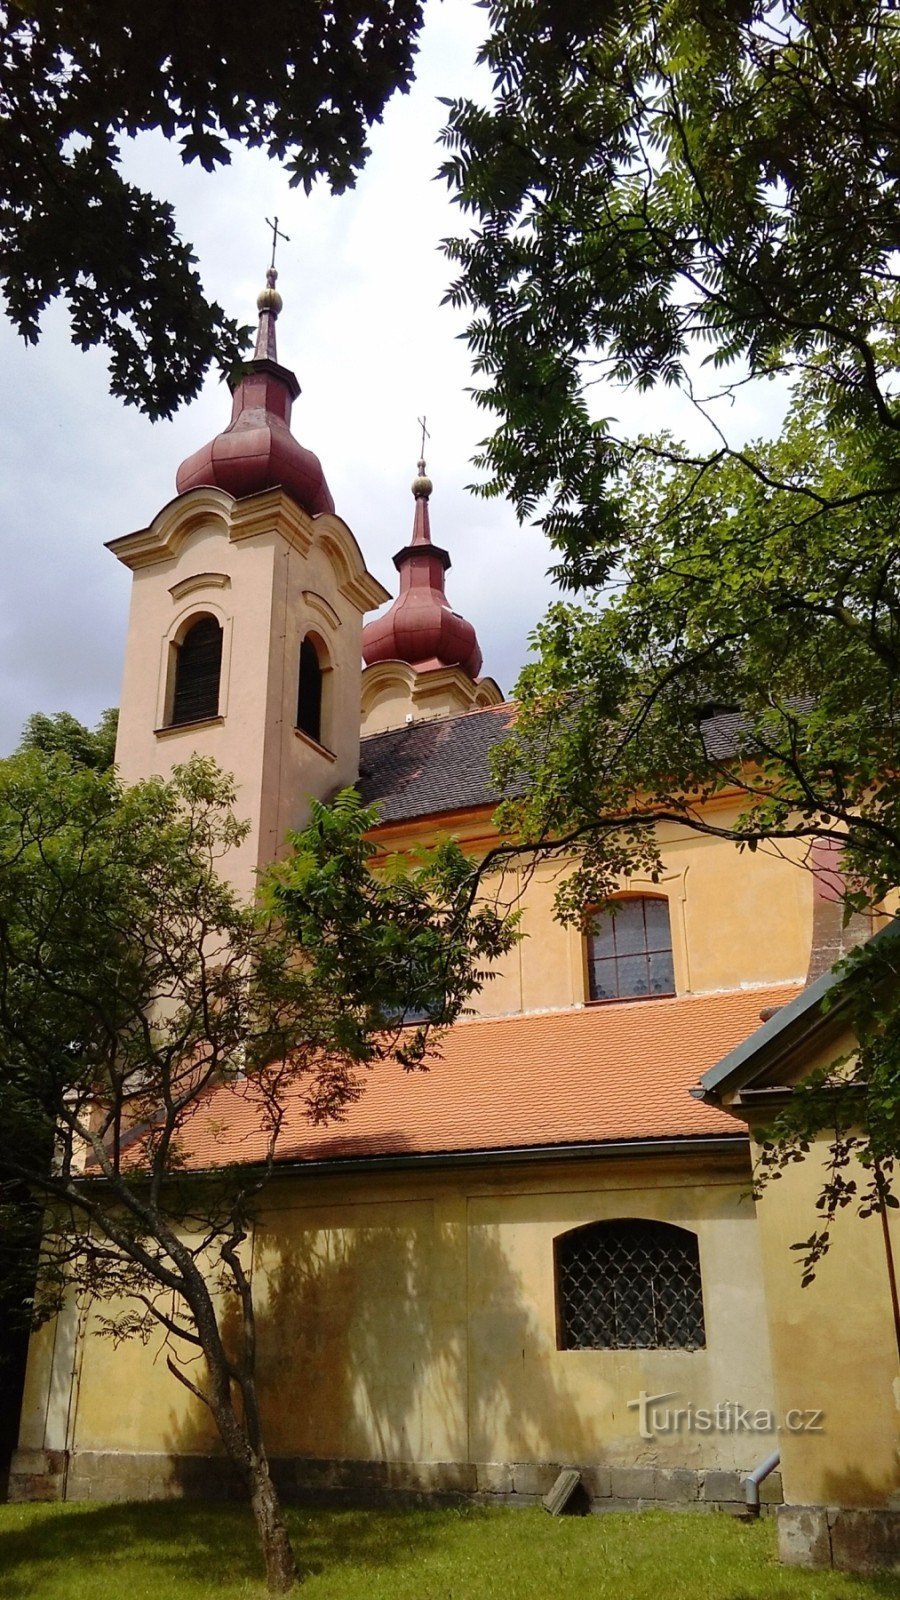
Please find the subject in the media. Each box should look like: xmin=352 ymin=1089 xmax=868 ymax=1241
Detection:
xmin=171 ymin=615 xmax=222 ymax=726
xmin=555 ymin=1219 xmax=705 ymax=1351
xmin=586 ymin=896 xmax=675 ymax=1002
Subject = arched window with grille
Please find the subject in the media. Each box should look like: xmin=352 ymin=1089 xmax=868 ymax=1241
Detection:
xmin=170 ymin=615 xmax=223 ymax=726
xmin=585 ymin=895 xmax=675 ymax=1002
xmin=555 ymin=1218 xmax=705 ymax=1350
xmin=296 ymin=635 xmax=325 ymax=744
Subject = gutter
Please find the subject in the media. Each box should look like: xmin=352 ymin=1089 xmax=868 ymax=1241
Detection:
xmin=246 ymin=1134 xmax=748 ymax=1182
xmin=83 ymin=1134 xmax=747 ymax=1188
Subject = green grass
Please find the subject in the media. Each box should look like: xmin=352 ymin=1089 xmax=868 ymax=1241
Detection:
xmin=0 ymin=1501 xmax=894 ymax=1600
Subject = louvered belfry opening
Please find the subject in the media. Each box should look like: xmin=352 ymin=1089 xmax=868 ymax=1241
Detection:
xmin=171 ymin=616 xmax=223 ymax=726
xmin=555 ymin=1219 xmax=705 ymax=1350
xmin=297 ymin=636 xmax=323 ymax=744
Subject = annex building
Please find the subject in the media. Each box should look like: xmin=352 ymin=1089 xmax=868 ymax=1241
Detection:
xmin=11 ymin=273 xmax=900 ymax=1574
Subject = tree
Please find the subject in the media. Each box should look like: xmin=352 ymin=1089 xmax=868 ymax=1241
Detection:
xmin=0 ymin=751 xmax=514 ymax=1590
xmin=1 ymin=1 xmax=425 ymax=417
xmin=440 ymin=3 xmax=900 ymax=1229
xmin=17 ymin=708 xmax=118 ymax=770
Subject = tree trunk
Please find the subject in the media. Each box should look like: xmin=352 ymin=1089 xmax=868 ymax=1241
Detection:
xmin=201 ymin=1373 xmax=298 ymax=1590
xmin=247 ymin=1454 xmax=298 ymax=1593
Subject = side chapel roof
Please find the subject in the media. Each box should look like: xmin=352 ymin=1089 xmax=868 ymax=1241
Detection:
xmin=165 ymin=984 xmax=801 ymax=1173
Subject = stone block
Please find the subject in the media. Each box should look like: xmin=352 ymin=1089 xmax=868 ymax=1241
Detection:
xmin=610 ymin=1467 xmax=657 ymax=1503
xmin=511 ymin=1463 xmax=561 ymax=1498
xmin=777 ymin=1505 xmax=832 ymax=1568
xmin=651 ymin=1469 xmax=698 ymax=1503
xmin=341 ymin=1458 xmax=389 ymax=1492
xmin=758 ymin=1470 xmax=783 ymax=1505
xmin=701 ymin=1470 xmax=744 ymax=1503
xmin=7 ymin=1448 xmax=68 ymax=1503
xmin=828 ymin=1509 xmax=900 ymax=1573
xmin=476 ymin=1462 xmax=514 ymax=1495
xmin=580 ymin=1466 xmax=612 ymax=1500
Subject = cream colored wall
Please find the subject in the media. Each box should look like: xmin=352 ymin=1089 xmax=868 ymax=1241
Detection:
xmin=360 ymin=662 xmax=503 ymax=736
xmin=27 ymin=1153 xmax=778 ymax=1477
xmin=746 ymin=1034 xmax=900 ymax=1509
xmin=404 ymin=801 xmax=814 ymax=1021
xmin=111 ymin=487 xmax=386 ymax=899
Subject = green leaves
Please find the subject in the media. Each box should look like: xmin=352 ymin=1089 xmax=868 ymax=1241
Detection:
xmin=265 ymin=789 xmax=517 ymax=1077
xmin=441 ymin=2 xmax=900 ymax=550
xmin=1 ymin=2 xmax=426 ymax=414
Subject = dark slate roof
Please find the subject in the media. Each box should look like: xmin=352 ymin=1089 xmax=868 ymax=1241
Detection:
xmin=359 ymin=706 xmax=747 ymax=825
xmin=359 ymin=705 xmax=515 ymax=822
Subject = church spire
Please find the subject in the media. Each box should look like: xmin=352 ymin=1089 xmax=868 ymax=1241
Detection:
xmin=253 ymin=266 xmax=282 ymax=363
xmin=175 ymin=264 xmax=334 ymax=518
xmin=361 ymin=452 xmax=483 ymax=680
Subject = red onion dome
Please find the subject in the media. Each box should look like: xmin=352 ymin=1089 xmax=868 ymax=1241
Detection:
xmin=362 ymin=462 xmax=483 ymax=679
xmin=175 ymin=269 xmax=334 ymax=518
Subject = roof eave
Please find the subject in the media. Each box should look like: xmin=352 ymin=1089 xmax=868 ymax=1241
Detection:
xmin=695 ymin=924 xmax=899 ymax=1105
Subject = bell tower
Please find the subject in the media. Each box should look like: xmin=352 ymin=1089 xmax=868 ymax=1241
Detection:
xmin=108 ymin=271 xmax=389 ymax=898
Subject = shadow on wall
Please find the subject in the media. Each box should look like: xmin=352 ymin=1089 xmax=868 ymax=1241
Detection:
xmin=161 ymin=1144 xmax=591 ymax=1499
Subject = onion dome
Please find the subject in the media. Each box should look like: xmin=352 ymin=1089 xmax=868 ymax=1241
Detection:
xmin=175 ymin=268 xmax=334 ymax=517
xmin=361 ymin=460 xmax=483 ymax=678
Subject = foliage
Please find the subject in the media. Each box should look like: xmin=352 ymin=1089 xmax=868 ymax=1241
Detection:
xmin=17 ymin=708 xmax=118 ymax=770
xmin=441 ymin=4 xmax=900 ymax=1234
xmin=441 ymin=1 xmax=900 ymax=568
xmin=0 ymin=752 xmax=514 ymax=1589
xmin=1 ymin=1 xmax=425 ymax=416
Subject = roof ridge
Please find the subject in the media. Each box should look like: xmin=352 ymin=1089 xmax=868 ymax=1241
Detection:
xmin=360 ymin=698 xmax=515 ymax=746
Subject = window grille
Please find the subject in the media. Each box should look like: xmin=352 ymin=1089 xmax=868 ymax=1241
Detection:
xmin=586 ymin=896 xmax=675 ymax=1001
xmin=171 ymin=616 xmax=222 ymax=726
xmin=297 ymin=637 xmax=323 ymax=743
xmin=555 ymin=1219 xmax=705 ymax=1350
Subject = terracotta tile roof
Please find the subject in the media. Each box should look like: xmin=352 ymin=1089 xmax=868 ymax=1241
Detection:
xmin=358 ymin=704 xmax=746 ymax=824
xmin=170 ymin=984 xmax=802 ymax=1171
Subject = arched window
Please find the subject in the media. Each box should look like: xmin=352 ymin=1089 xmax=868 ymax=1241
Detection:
xmin=171 ymin=615 xmax=222 ymax=726
xmin=296 ymin=636 xmax=324 ymax=744
xmin=585 ymin=895 xmax=674 ymax=1002
xmin=555 ymin=1219 xmax=705 ymax=1351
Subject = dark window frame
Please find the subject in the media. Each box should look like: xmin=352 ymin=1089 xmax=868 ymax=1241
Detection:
xmin=554 ymin=1218 xmax=706 ymax=1351
xmin=170 ymin=614 xmax=223 ymax=727
xmin=296 ymin=635 xmax=325 ymax=745
xmin=585 ymin=895 xmax=675 ymax=1003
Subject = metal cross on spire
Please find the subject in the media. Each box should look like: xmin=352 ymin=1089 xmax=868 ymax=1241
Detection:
xmin=417 ymin=414 xmax=430 ymax=469
xmin=265 ymin=215 xmax=290 ymax=271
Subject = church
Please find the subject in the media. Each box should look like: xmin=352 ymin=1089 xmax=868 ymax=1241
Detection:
xmin=10 ymin=272 xmax=900 ymax=1575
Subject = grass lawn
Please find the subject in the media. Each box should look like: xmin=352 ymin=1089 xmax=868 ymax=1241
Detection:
xmin=0 ymin=1501 xmax=895 ymax=1600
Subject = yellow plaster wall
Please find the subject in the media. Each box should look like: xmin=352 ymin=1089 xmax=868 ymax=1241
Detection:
xmin=32 ymin=1155 xmax=778 ymax=1477
xmin=432 ymin=805 xmax=814 ymax=1022
xmin=746 ymin=1041 xmax=900 ymax=1508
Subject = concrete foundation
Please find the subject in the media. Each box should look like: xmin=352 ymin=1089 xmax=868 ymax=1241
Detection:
xmin=778 ymin=1504 xmax=900 ymax=1573
xmin=8 ymin=1448 xmax=780 ymax=1517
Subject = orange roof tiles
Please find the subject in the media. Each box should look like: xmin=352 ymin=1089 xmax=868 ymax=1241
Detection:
xmin=172 ymin=984 xmax=802 ymax=1171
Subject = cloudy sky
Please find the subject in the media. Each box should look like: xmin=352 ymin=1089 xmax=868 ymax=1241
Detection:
xmin=0 ymin=2 xmax=784 ymax=757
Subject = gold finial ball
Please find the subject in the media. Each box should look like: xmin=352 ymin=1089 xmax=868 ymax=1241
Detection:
xmin=257 ymin=266 xmax=282 ymax=316
xmin=412 ymin=457 xmax=432 ymax=498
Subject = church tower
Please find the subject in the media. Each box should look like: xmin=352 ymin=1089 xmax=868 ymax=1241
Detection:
xmin=108 ymin=270 xmax=389 ymax=897
xmin=360 ymin=458 xmax=502 ymax=734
